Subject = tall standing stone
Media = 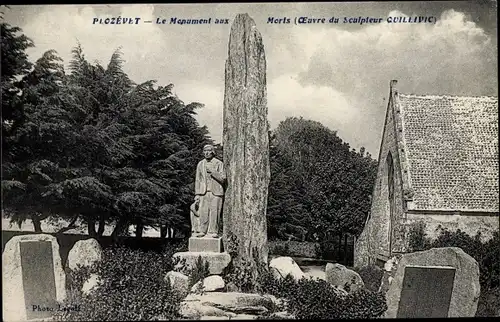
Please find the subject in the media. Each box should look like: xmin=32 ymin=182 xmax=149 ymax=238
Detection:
xmin=222 ymin=13 xmax=270 ymax=280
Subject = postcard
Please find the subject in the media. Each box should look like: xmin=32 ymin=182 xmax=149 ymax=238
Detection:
xmin=1 ymin=2 xmax=498 ymax=321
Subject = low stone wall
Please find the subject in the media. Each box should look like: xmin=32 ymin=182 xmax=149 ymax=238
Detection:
xmin=269 ymin=240 xmax=320 ymax=258
xmin=406 ymin=212 xmax=499 ymax=241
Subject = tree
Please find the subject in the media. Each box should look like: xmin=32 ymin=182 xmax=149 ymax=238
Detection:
xmin=267 ymin=117 xmax=377 ymax=241
xmin=3 ymin=38 xmax=214 ymax=239
xmin=1 ymin=21 xmax=34 ymax=160
xmin=41 ymin=44 xmax=213 ymax=240
xmin=2 ymin=49 xmax=76 ymax=232
xmin=107 ymin=80 xmax=212 ymax=239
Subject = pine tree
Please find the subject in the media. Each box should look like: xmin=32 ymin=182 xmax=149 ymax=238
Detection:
xmin=1 ymin=22 xmax=34 ymax=160
xmin=2 ymin=49 xmax=78 ymax=232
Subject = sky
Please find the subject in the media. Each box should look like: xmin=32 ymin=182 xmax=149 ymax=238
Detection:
xmin=2 ymin=1 xmax=498 ymax=158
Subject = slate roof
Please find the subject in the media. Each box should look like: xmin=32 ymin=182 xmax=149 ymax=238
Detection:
xmin=397 ymin=94 xmax=499 ymax=212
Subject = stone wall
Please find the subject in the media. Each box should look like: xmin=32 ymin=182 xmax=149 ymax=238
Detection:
xmin=355 ymin=83 xmax=406 ymax=266
xmin=406 ymin=212 xmax=499 ymax=241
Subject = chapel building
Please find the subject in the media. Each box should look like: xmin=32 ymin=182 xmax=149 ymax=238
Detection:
xmin=355 ymin=80 xmax=499 ymax=267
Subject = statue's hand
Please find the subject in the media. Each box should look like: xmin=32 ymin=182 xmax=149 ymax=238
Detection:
xmin=194 ymin=195 xmax=200 ymax=204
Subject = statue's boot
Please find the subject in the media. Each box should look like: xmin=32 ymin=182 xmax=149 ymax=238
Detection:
xmin=205 ymin=233 xmax=218 ymax=238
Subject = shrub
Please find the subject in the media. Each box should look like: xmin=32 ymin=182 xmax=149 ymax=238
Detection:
xmin=54 ymin=242 xmax=185 ymax=321
xmin=258 ymin=269 xmax=387 ymax=319
xmin=407 ymin=221 xmax=431 ymax=251
xmin=222 ymin=257 xmax=256 ymax=292
xmin=355 ymin=264 xmax=383 ymax=292
xmin=408 ymin=225 xmax=500 ymax=317
xmin=188 ymin=256 xmax=210 ymax=289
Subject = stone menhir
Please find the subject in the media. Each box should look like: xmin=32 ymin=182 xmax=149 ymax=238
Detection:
xmin=384 ymin=247 xmax=480 ymax=318
xmin=3 ymin=234 xmax=67 ymax=322
xmin=222 ymin=13 xmax=270 ymax=275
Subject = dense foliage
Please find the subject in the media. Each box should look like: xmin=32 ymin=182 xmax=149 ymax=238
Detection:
xmin=408 ymin=223 xmax=500 ymax=317
xmin=187 ymin=256 xmax=210 ymax=289
xmin=267 ymin=117 xmax=377 ymax=242
xmin=1 ymin=20 xmax=34 ymax=149
xmin=355 ymin=264 xmax=384 ymax=292
xmin=258 ymin=272 xmax=387 ymax=319
xmin=54 ymin=244 xmax=184 ymax=321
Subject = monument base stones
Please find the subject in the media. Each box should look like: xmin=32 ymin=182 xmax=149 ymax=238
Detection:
xmin=3 ymin=234 xmax=67 ymax=322
xmin=269 ymin=256 xmax=305 ymax=281
xmin=188 ymin=237 xmax=222 ymax=253
xmin=325 ymin=263 xmax=365 ymax=293
xmin=384 ymin=247 xmax=480 ymax=318
xmin=173 ymin=238 xmax=231 ymax=275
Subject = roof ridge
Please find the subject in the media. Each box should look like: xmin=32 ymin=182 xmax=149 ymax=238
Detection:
xmin=399 ymin=93 xmax=498 ymax=100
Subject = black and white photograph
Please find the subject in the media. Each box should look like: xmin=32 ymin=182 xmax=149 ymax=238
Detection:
xmin=1 ymin=1 xmax=498 ymax=320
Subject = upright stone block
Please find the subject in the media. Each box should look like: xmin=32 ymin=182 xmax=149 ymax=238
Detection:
xmin=384 ymin=247 xmax=480 ymax=318
xmin=222 ymin=13 xmax=270 ymax=268
xmin=397 ymin=265 xmax=456 ymax=318
xmin=189 ymin=237 xmax=222 ymax=253
xmin=3 ymin=234 xmax=67 ymax=322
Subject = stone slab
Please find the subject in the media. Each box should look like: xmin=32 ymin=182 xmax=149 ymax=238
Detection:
xmin=180 ymin=292 xmax=275 ymax=319
xmin=397 ymin=265 xmax=456 ymax=318
xmin=384 ymin=247 xmax=480 ymax=318
xmin=3 ymin=234 xmax=66 ymax=322
xmin=189 ymin=237 xmax=222 ymax=253
xmin=21 ymin=241 xmax=58 ymax=320
xmin=173 ymin=252 xmax=231 ymax=275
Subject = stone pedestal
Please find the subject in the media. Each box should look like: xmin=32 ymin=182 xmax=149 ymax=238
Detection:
xmin=189 ymin=237 xmax=222 ymax=253
xmin=173 ymin=252 xmax=231 ymax=275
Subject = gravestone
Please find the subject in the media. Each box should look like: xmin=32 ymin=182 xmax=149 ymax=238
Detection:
xmin=396 ymin=265 xmax=456 ymax=318
xmin=3 ymin=234 xmax=66 ymax=322
xmin=384 ymin=247 xmax=480 ymax=318
xmin=222 ymin=13 xmax=270 ymax=277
